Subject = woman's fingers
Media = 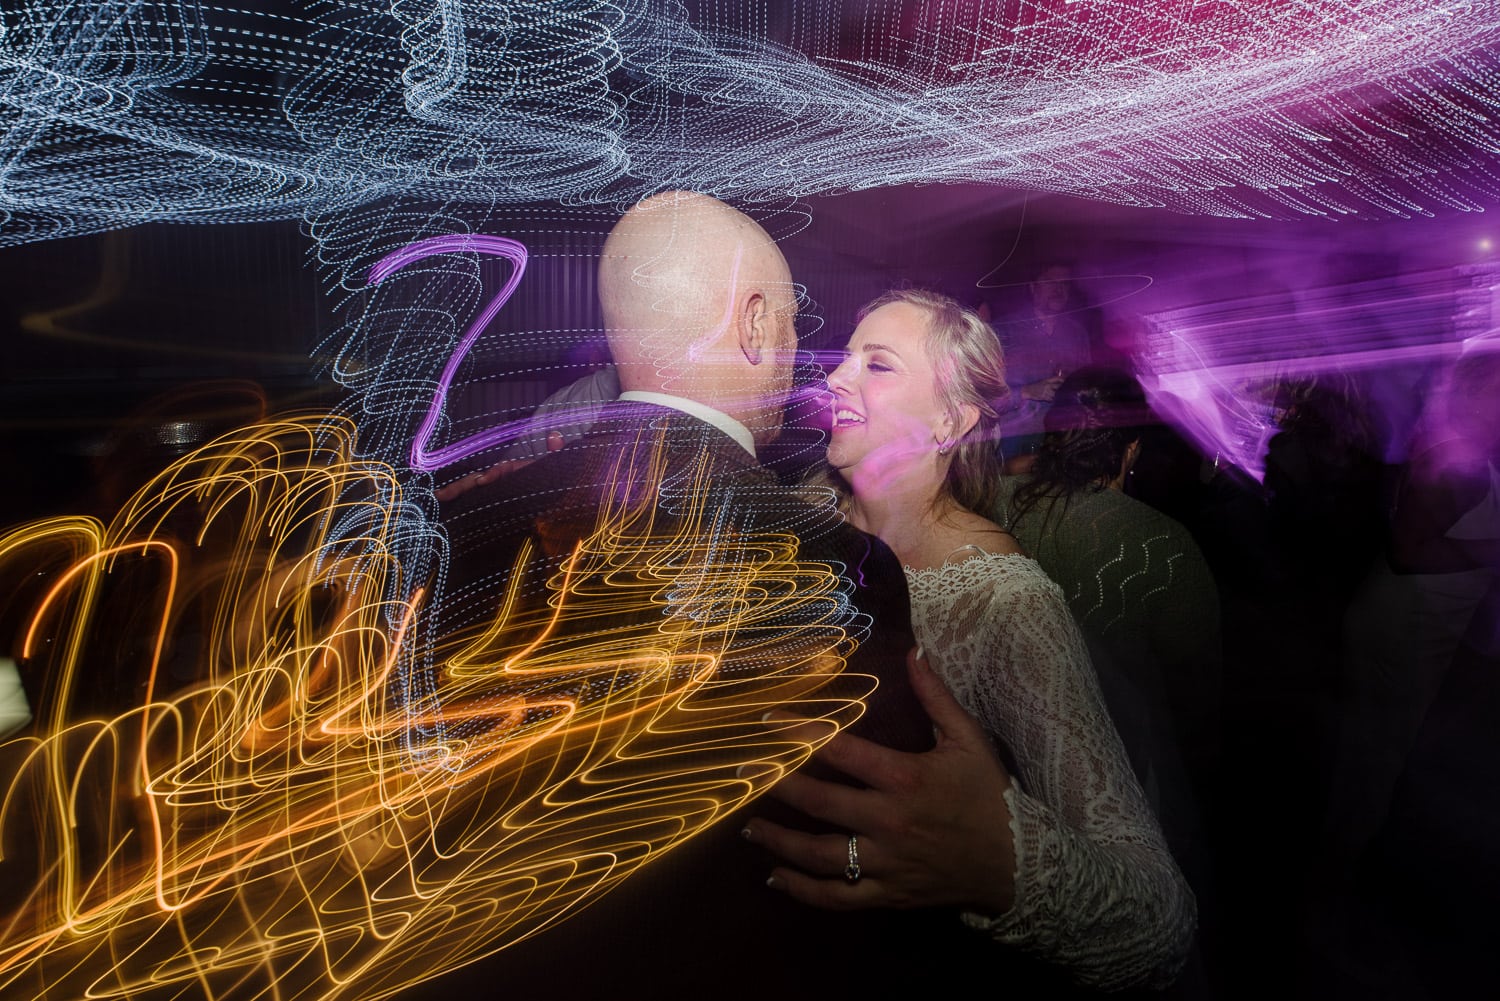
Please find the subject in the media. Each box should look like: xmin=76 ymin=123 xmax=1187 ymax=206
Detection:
xmin=766 ymin=865 xmax=879 ymax=911
xmin=764 ymin=770 xmax=882 ymax=831
xmin=806 ymin=730 xmax=914 ymax=792
xmin=741 ymin=819 xmax=853 ymax=879
xmin=751 ymin=826 xmax=888 ymax=912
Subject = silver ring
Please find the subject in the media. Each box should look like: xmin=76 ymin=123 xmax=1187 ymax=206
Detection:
xmin=843 ymin=834 xmax=862 ymax=883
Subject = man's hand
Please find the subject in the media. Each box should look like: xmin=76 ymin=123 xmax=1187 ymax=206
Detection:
xmin=434 ymin=431 xmax=564 ymax=502
xmin=742 ymin=649 xmax=1016 ymax=915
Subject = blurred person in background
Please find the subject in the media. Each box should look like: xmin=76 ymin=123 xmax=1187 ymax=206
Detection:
xmin=993 ymin=367 xmax=1221 ymax=850
xmin=995 ymin=263 xmax=1103 ymax=471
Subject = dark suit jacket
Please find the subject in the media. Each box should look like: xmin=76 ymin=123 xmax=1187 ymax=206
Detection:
xmin=437 ymin=403 xmax=927 ymax=745
xmin=403 ymin=403 xmax=1019 ymax=998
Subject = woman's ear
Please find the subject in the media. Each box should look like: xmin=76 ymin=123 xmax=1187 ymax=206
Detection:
xmin=738 ymin=290 xmax=768 ymax=365
xmin=952 ymin=402 xmax=981 ymax=441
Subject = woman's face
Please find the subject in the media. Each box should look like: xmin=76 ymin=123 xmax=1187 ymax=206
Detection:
xmin=824 ymin=301 xmax=953 ymax=480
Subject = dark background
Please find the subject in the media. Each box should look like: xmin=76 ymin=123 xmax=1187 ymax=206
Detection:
xmin=2 ymin=186 xmax=1496 ymax=999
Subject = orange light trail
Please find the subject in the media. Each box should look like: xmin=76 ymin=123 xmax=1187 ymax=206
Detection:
xmin=0 ymin=414 xmax=871 ymax=1000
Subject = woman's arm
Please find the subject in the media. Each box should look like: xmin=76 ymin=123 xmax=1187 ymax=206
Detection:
xmin=959 ymin=568 xmax=1197 ymax=990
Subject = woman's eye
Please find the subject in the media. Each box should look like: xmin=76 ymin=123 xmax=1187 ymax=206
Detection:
xmin=868 ymin=361 xmax=892 ymax=373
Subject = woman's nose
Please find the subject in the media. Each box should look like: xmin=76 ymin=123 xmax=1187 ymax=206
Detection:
xmin=825 ymin=356 xmax=855 ymax=395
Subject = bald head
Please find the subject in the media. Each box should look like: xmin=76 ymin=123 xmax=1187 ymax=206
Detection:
xmin=599 ymin=191 xmax=797 ymax=441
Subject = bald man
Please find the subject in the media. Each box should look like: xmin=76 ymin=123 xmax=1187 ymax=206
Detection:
xmin=428 ymin=194 xmax=995 ymax=997
xmin=440 ymin=190 xmax=796 ymax=484
xmin=441 ymin=191 xmax=854 ymax=635
xmin=600 ymin=190 xmax=797 ymax=441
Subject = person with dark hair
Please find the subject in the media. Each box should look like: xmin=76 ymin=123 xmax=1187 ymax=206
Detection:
xmin=745 ymin=291 xmax=1195 ymax=991
xmin=993 ymin=366 xmax=1222 ymax=877
xmin=995 ymin=263 xmax=1101 ymax=468
xmin=1331 ymin=346 xmax=1500 ymax=872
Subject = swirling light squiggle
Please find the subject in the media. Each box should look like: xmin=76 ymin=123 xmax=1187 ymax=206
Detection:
xmin=9 ymin=1 xmax=1500 ymax=550
xmin=1136 ymin=264 xmax=1500 ymax=479
xmin=5 ymin=0 xmax=1499 ymax=245
xmin=0 ymin=413 xmax=871 ymax=1000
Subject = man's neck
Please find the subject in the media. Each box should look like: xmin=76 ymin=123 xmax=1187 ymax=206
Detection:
xmin=616 ymin=390 xmax=757 ymax=458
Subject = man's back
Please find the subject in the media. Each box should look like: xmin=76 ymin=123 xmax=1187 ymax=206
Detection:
xmin=419 ymin=403 xmax=975 ymax=997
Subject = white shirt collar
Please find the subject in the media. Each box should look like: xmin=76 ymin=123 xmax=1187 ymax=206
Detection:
xmin=616 ymin=391 xmax=757 ymax=458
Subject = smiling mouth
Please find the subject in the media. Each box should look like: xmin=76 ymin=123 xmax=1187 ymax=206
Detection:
xmin=832 ymin=409 xmax=865 ymax=428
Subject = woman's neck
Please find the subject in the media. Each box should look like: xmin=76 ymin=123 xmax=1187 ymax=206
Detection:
xmin=843 ymin=464 xmax=950 ymax=565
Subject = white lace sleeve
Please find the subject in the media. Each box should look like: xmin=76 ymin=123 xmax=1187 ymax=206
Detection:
xmin=907 ymin=556 xmax=1196 ymax=990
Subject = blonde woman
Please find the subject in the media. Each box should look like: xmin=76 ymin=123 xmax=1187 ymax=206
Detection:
xmin=745 ymin=289 xmax=1195 ymax=991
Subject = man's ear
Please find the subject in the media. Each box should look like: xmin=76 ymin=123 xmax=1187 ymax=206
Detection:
xmin=738 ymin=290 xmax=768 ymax=366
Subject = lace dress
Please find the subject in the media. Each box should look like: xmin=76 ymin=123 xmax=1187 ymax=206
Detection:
xmin=904 ymin=550 xmax=1196 ymax=990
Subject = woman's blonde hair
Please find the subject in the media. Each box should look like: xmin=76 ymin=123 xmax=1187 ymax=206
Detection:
xmin=827 ymin=288 xmax=1009 ymax=514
